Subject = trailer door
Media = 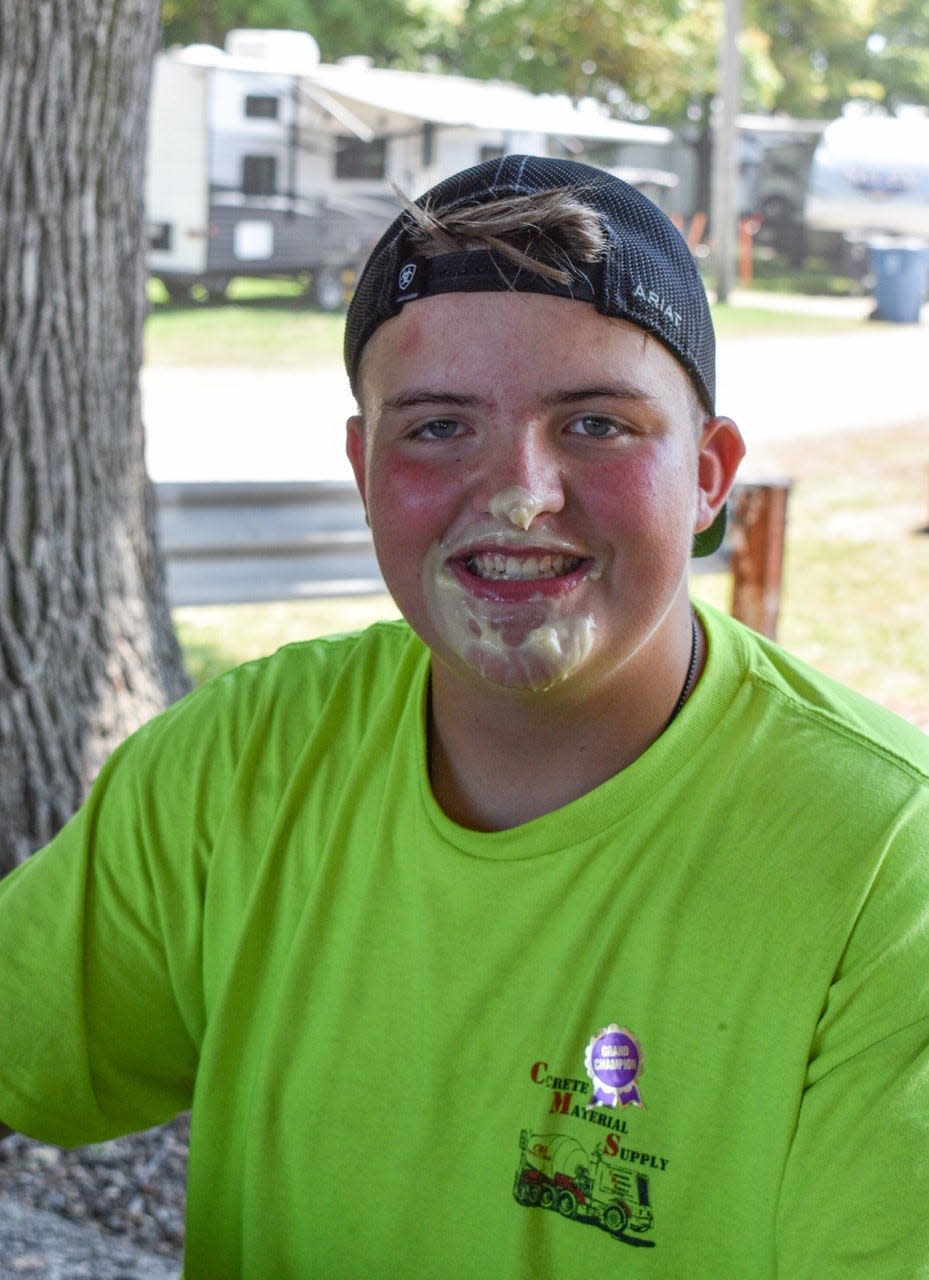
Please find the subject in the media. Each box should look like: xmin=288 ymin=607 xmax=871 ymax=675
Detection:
xmin=145 ymin=55 xmax=210 ymax=276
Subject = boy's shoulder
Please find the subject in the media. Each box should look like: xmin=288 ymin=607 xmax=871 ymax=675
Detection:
xmin=702 ymin=603 xmax=929 ymax=787
xmin=131 ymin=618 xmax=422 ymax=759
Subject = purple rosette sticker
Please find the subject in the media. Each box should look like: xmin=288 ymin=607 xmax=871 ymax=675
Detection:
xmin=584 ymin=1023 xmax=644 ymax=1108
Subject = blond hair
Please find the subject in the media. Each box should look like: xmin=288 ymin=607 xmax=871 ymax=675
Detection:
xmin=398 ymin=188 xmax=608 ymax=286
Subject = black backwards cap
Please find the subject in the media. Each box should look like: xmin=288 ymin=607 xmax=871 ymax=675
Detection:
xmin=345 ymin=154 xmax=725 ymax=556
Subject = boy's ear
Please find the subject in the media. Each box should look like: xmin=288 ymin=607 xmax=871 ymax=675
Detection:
xmin=346 ymin=415 xmax=367 ymax=515
xmin=695 ymin=416 xmax=745 ymax=537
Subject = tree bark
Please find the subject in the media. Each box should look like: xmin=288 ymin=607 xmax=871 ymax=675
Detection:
xmin=0 ymin=0 xmax=191 ymax=873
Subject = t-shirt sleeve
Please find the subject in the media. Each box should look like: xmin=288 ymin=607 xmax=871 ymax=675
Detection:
xmin=0 ymin=628 xmax=402 ymax=1151
xmin=776 ymin=797 xmax=929 ymax=1276
xmin=0 ymin=678 xmax=237 ymax=1147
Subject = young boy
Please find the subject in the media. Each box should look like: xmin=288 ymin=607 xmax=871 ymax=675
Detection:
xmin=2 ymin=155 xmax=928 ymax=1277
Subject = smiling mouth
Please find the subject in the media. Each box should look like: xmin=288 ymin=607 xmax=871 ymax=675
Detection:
xmin=464 ymin=551 xmax=585 ymax=581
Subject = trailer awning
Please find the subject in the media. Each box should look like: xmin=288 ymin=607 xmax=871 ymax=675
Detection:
xmin=302 ymin=63 xmax=673 ymax=145
xmin=299 ymin=83 xmax=375 ymax=142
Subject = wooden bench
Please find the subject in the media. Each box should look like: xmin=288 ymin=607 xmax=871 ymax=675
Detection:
xmin=157 ymin=477 xmax=793 ymax=636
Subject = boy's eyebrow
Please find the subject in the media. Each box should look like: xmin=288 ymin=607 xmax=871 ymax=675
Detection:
xmin=541 ymin=382 xmax=660 ymax=407
xmin=380 ymin=389 xmax=486 ymax=410
xmin=380 ymin=382 xmax=659 ymax=411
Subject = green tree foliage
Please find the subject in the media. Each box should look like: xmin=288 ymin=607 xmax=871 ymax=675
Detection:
xmin=451 ymin=0 xmax=720 ymax=121
xmin=738 ymin=0 xmax=929 ymax=116
xmin=161 ymin=0 xmax=434 ymax=66
xmin=455 ymin=0 xmax=928 ymax=120
xmin=837 ymin=0 xmax=929 ymax=111
xmin=744 ymin=0 xmax=864 ymax=114
xmin=161 ymin=0 xmax=928 ymax=120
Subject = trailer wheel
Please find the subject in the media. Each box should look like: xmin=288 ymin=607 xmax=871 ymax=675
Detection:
xmin=162 ymin=279 xmax=192 ymax=305
xmin=203 ymin=278 xmax=230 ymax=303
xmin=603 ymin=1203 xmax=628 ymax=1236
xmin=313 ymin=268 xmax=346 ymax=312
xmin=189 ymin=278 xmax=230 ymax=304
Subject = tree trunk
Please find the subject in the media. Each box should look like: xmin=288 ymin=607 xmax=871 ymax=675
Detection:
xmin=0 ymin=0 xmax=191 ymax=873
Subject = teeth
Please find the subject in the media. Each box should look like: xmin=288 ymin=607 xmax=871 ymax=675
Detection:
xmin=465 ymin=552 xmax=583 ymax=580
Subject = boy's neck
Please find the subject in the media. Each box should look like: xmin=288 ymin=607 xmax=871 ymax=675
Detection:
xmin=427 ymin=616 xmax=706 ymax=832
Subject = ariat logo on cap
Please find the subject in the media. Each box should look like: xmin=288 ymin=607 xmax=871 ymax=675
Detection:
xmin=633 ymin=282 xmax=682 ymax=328
xmin=398 ymin=263 xmax=417 ymax=291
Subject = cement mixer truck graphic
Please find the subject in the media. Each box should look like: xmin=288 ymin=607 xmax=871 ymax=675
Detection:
xmin=513 ymin=1130 xmax=655 ymax=1245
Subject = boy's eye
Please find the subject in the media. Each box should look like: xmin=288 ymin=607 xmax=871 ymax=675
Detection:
xmin=566 ymin=415 xmax=623 ymax=439
xmin=413 ymin=419 xmax=464 ymax=440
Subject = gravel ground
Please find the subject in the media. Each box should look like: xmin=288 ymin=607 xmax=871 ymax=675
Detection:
xmin=0 ymin=1117 xmax=187 ymax=1278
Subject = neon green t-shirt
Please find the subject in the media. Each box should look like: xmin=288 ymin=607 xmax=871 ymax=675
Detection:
xmin=1 ymin=603 xmax=928 ymax=1277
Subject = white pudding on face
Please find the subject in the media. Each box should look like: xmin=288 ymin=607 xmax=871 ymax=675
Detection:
xmin=422 ymin=539 xmax=597 ymax=691
xmin=487 ymin=485 xmax=544 ymax=531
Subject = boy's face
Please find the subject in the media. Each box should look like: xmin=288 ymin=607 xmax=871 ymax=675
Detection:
xmin=348 ymin=290 xmax=740 ymax=700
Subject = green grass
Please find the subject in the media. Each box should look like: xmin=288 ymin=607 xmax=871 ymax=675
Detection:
xmin=145 ymin=278 xmax=347 ymax=368
xmin=173 ymin=421 xmax=929 ymax=731
xmin=691 ymin=419 xmax=929 ymax=730
xmin=710 ymin=303 xmax=865 ymax=339
xmin=174 ymin=595 xmax=401 ymax=686
xmin=744 ymin=252 xmax=863 ymax=297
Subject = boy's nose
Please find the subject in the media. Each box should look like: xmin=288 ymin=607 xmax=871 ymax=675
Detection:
xmin=480 ymin=432 xmax=565 ymax=524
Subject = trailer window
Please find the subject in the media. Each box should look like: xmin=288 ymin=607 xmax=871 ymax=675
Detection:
xmin=147 ymin=222 xmax=171 ymax=252
xmin=242 ymin=155 xmax=278 ymax=196
xmin=335 ymin=138 xmax=387 ymax=180
xmin=245 ymin=94 xmax=279 ymax=120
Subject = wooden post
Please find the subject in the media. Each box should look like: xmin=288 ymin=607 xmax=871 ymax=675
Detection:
xmin=729 ymin=482 xmax=792 ymax=640
xmin=739 ymin=217 xmax=760 ymax=285
xmin=710 ymin=0 xmax=743 ymax=303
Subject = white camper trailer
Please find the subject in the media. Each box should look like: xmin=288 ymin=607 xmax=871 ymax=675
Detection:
xmin=804 ymin=111 xmax=929 ymax=262
xmin=145 ymin=30 xmax=675 ymax=305
xmin=145 ymin=31 xmax=400 ymax=306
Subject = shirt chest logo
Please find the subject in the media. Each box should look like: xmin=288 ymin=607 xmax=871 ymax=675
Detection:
xmin=513 ymin=1021 xmax=665 ymax=1249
